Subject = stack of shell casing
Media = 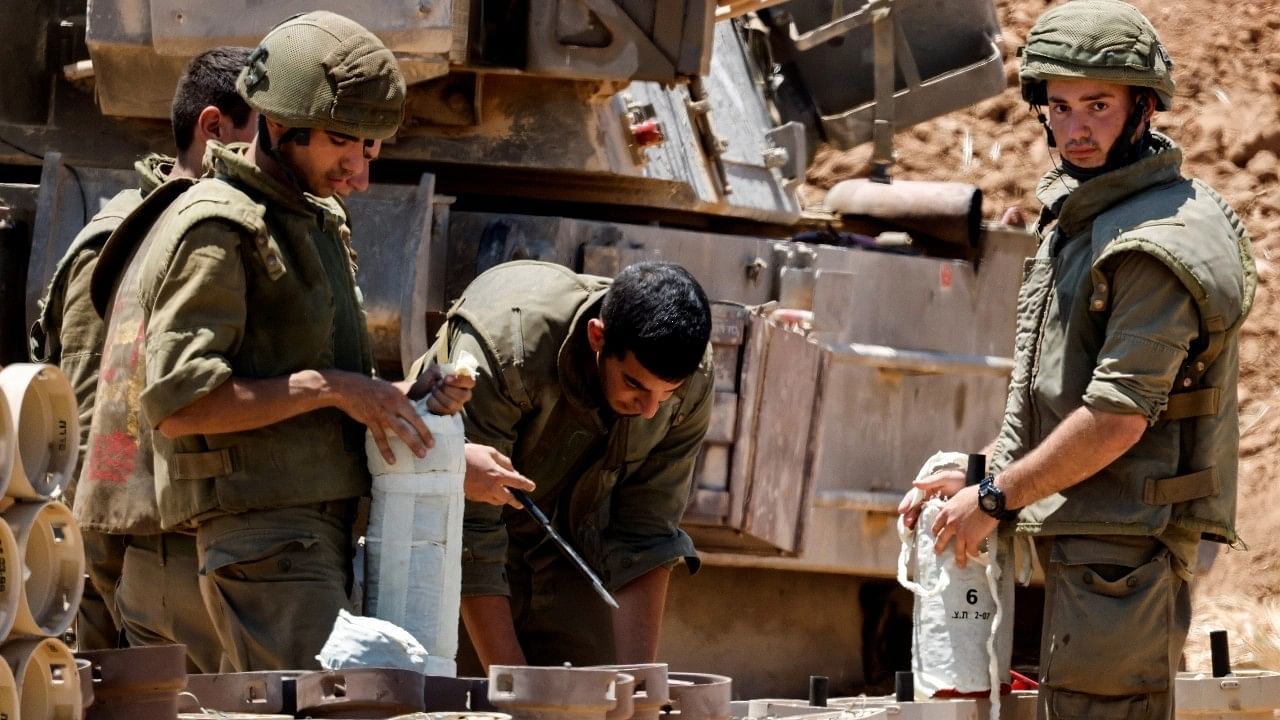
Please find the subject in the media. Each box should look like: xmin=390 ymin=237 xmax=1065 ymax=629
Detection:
xmin=0 ymin=363 xmax=88 ymax=719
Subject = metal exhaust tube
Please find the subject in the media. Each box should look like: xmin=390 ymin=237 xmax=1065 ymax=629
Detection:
xmin=823 ymin=179 xmax=983 ymax=251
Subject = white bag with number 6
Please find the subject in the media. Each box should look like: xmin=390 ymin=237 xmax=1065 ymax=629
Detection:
xmin=898 ymin=451 xmax=1014 ymax=700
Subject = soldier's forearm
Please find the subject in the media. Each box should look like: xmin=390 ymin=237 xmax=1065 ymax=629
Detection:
xmin=460 ymin=595 xmax=526 ymax=670
xmin=155 ymin=369 xmax=341 ymax=438
xmin=611 ymin=566 xmax=671 ymax=665
xmin=996 ymin=405 xmax=1147 ymax=509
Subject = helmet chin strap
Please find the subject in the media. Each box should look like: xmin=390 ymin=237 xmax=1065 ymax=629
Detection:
xmin=255 ymin=114 xmax=310 ymax=194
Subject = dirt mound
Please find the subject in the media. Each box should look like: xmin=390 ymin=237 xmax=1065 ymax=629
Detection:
xmin=805 ymin=0 xmax=1280 ymax=669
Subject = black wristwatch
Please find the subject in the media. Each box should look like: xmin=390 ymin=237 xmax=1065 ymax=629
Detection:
xmin=978 ymin=474 xmax=1018 ymax=522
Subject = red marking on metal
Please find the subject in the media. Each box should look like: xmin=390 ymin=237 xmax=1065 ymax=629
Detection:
xmin=939 ymin=265 xmax=954 ymax=290
xmin=631 ymin=119 xmax=665 ymax=147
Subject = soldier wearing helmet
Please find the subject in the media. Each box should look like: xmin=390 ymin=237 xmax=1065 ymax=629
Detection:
xmin=901 ymin=1 xmax=1255 ymax=717
xmin=129 ymin=11 xmax=472 ymax=670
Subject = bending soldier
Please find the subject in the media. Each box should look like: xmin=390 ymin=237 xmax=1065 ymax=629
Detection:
xmin=413 ymin=260 xmax=714 ymax=671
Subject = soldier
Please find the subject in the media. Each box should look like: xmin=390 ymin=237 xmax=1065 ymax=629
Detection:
xmin=30 ymin=46 xmax=256 ymax=653
xmin=133 ymin=11 xmax=470 ymax=671
xmin=414 ymin=260 xmax=713 ymax=671
xmin=80 ymin=45 xmax=383 ymax=671
xmin=900 ymin=2 xmax=1255 ymax=718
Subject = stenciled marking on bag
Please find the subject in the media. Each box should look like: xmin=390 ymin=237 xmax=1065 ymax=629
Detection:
xmin=951 ymin=587 xmax=993 ymax=621
xmin=950 ymin=610 xmax=995 ymax=621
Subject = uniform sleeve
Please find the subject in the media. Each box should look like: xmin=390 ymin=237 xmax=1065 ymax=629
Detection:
xmin=599 ymin=362 xmax=713 ymax=591
xmin=1083 ymin=252 xmax=1200 ymax=424
xmin=139 ymin=221 xmax=247 ymax=429
xmin=434 ymin=325 xmax=525 ymax=597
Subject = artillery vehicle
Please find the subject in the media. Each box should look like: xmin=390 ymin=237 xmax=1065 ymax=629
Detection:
xmin=0 ymin=0 xmax=1035 ymax=695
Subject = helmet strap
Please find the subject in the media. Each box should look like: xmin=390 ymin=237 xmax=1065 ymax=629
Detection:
xmin=255 ymin=114 xmax=309 ymax=195
xmin=1035 ymin=107 xmax=1057 ymax=148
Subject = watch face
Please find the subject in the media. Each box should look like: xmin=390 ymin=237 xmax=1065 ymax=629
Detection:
xmin=980 ymin=492 xmax=999 ymax=512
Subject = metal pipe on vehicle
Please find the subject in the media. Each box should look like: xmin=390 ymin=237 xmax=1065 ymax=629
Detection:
xmin=824 ymin=179 xmax=983 ymax=250
xmin=829 ymin=343 xmax=1014 ymax=378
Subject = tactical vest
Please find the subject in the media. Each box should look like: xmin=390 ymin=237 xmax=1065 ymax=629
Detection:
xmin=1001 ymin=141 xmax=1255 ymax=545
xmin=29 ymin=155 xmax=171 ymax=364
xmin=30 ymin=191 xmax=140 ymax=365
xmin=75 ymin=178 xmax=196 ymax=534
xmin=138 ymin=146 xmax=374 ymax=528
xmin=438 ymin=261 xmax=710 ymax=574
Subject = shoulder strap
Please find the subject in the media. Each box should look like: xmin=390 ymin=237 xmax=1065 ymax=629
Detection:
xmin=132 ymin=179 xmax=271 ymax=314
xmin=90 ymin=178 xmax=197 ymax=316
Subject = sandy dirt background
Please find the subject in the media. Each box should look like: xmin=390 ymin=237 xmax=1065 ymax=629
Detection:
xmin=804 ymin=0 xmax=1280 ymax=670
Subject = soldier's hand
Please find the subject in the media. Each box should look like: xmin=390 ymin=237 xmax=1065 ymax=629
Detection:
xmin=898 ymin=469 xmax=967 ymax=530
xmin=405 ymin=364 xmax=475 ymax=415
xmin=331 ymin=371 xmax=433 ymax=464
xmin=929 ymin=484 xmax=998 ymax=569
xmin=464 ymin=443 xmax=535 ymax=507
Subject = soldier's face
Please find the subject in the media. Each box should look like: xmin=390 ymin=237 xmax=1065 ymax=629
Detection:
xmin=281 ymin=130 xmax=374 ymax=198
xmin=1046 ymin=79 xmax=1148 ymax=168
xmin=587 ymin=318 xmax=684 ymax=419
xmin=334 ymin=139 xmax=381 ymax=198
xmin=599 ymin=351 xmax=684 ymax=419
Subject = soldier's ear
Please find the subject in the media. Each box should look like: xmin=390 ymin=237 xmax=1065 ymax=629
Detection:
xmin=586 ymin=318 xmax=606 ymax=354
xmin=196 ymin=105 xmax=224 ymax=142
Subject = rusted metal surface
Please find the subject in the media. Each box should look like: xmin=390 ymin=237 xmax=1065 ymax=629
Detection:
xmin=78 ymin=644 xmax=187 ymax=720
xmin=76 ymin=657 xmax=93 ymax=712
xmin=181 ymin=671 xmax=300 ymax=716
xmin=295 ymin=668 xmax=427 ymax=718
xmin=824 ymin=180 xmax=983 ymax=250
xmin=488 ymin=666 xmax=620 ymax=720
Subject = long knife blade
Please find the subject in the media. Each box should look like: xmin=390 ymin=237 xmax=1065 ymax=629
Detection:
xmin=510 ymin=488 xmax=619 ymax=609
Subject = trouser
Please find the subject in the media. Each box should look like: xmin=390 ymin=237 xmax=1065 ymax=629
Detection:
xmin=196 ymin=501 xmax=356 ymax=671
xmin=1037 ymin=535 xmax=1191 ymax=720
xmin=116 ymin=532 xmax=224 ymax=673
xmin=457 ymin=551 xmax=616 ymax=675
xmin=79 ymin=530 xmax=128 ymax=650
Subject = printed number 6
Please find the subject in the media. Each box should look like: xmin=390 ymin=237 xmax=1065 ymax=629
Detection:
xmin=966 ymin=589 xmax=978 ymax=605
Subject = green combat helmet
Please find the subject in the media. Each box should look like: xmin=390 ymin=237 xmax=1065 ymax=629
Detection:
xmin=1019 ymin=0 xmax=1175 ymax=111
xmin=237 ymin=10 xmax=406 ymax=140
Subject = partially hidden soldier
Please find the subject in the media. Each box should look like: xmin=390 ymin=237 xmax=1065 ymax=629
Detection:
xmin=132 ymin=12 xmax=470 ymax=671
xmin=410 ymin=260 xmax=714 ymax=671
xmin=899 ymin=2 xmax=1255 ymax=718
xmin=30 ymin=47 xmax=256 ymax=655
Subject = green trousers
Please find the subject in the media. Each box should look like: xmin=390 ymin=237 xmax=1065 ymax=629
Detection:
xmin=116 ymin=532 xmax=224 ymax=673
xmin=80 ymin=530 xmax=127 ymax=650
xmin=1037 ymin=535 xmax=1193 ymax=720
xmin=196 ymin=502 xmax=356 ymax=671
